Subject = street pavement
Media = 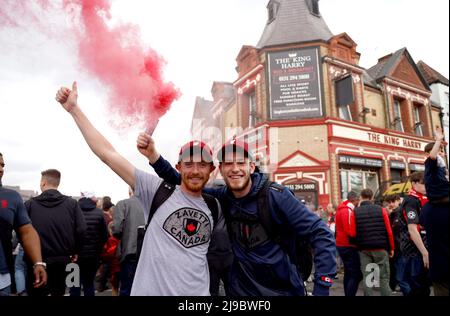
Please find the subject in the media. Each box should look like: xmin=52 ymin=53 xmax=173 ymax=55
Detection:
xmin=305 ymin=271 xmax=403 ymax=296
xmin=94 ymin=271 xmax=405 ymax=296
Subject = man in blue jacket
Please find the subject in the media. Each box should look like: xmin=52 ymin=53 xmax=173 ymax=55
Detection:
xmin=137 ymin=134 xmax=336 ymax=296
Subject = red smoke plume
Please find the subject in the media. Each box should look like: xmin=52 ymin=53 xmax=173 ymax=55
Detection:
xmin=1 ymin=0 xmax=181 ymax=132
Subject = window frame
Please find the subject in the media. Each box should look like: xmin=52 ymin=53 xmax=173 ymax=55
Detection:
xmin=338 ymin=104 xmax=353 ymax=121
xmin=311 ymin=0 xmax=320 ymax=15
xmin=413 ymin=105 xmax=424 ymax=136
xmin=393 ymin=99 xmax=404 ymax=132
xmin=248 ymin=92 xmax=257 ymax=128
xmin=267 ymin=1 xmax=280 ymax=24
xmin=335 ymin=75 xmax=354 ymax=122
xmin=340 ymin=169 xmax=379 ymax=199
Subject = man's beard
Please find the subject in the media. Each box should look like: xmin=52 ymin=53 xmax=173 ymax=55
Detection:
xmin=224 ymin=174 xmax=251 ymax=193
xmin=182 ymin=174 xmax=208 ymax=192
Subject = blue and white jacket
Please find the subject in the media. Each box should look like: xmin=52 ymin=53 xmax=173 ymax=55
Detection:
xmin=151 ymin=156 xmax=336 ymax=296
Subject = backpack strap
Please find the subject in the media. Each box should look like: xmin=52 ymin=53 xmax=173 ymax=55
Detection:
xmin=256 ymin=179 xmax=283 ymax=244
xmin=146 ymin=181 xmax=176 ymax=229
xmin=220 ymin=194 xmax=234 ymax=243
xmin=201 ymin=193 xmax=219 ymax=229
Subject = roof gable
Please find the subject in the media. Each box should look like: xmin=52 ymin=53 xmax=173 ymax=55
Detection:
xmin=330 ymin=32 xmax=357 ymax=48
xmin=367 ymin=48 xmax=430 ymax=91
xmin=236 ymin=45 xmax=257 ymax=61
xmin=417 ymin=61 xmax=449 ymax=86
xmin=278 ymin=150 xmax=324 ymax=168
xmin=391 ymin=55 xmax=428 ymax=90
xmin=328 ymin=32 xmax=360 ymax=64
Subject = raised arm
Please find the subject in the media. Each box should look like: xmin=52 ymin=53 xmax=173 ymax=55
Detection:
xmin=136 ymin=133 xmax=182 ymax=185
xmin=429 ymin=127 xmax=446 ymax=160
xmin=55 ymin=82 xmax=135 ymax=189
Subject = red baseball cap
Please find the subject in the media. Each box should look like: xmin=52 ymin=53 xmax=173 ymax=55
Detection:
xmin=217 ymin=138 xmax=254 ymax=162
xmin=178 ymin=140 xmax=214 ymax=163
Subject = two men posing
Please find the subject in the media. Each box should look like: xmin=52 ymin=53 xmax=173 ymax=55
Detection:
xmin=55 ymin=82 xmax=336 ymax=296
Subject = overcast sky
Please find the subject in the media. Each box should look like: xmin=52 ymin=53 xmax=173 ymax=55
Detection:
xmin=0 ymin=0 xmax=448 ymax=202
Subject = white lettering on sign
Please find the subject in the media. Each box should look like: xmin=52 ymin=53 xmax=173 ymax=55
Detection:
xmin=333 ymin=125 xmax=427 ymax=151
xmin=285 ymin=183 xmax=317 ymax=191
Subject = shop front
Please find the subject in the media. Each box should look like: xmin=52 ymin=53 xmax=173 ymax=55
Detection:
xmin=338 ymin=155 xmax=383 ymax=199
xmin=328 ymin=119 xmax=431 ymax=203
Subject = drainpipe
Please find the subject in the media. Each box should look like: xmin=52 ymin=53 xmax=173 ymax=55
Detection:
xmin=382 ymin=80 xmax=392 ymax=130
xmin=426 ymin=98 xmax=434 ymax=137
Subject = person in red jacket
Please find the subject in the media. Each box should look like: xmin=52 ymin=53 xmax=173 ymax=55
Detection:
xmin=335 ymin=191 xmax=362 ymax=296
xmin=351 ymin=189 xmax=395 ymax=296
xmin=101 ymin=222 xmax=120 ymax=296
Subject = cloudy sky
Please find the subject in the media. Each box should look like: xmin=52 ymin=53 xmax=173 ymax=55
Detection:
xmin=0 ymin=0 xmax=448 ymax=202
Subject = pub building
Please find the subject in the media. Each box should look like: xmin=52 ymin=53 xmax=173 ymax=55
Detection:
xmin=191 ymin=0 xmax=446 ymax=208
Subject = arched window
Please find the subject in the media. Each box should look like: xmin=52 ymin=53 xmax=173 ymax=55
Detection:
xmin=267 ymin=1 xmax=280 ymax=24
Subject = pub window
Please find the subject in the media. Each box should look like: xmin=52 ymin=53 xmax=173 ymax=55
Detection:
xmin=335 ymin=75 xmax=354 ymax=122
xmin=248 ymin=92 xmax=257 ymax=128
xmin=338 ymin=105 xmax=352 ymax=121
xmin=390 ymin=169 xmax=403 ymax=184
xmin=393 ymin=99 xmax=404 ymax=132
xmin=340 ymin=169 xmax=379 ymax=199
xmin=413 ymin=105 xmax=424 ymax=136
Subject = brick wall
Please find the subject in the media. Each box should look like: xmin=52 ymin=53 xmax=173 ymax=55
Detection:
xmin=276 ymin=125 xmax=329 ymax=163
xmin=364 ymin=89 xmax=386 ymax=128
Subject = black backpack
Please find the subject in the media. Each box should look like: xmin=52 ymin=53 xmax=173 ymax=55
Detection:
xmin=222 ymin=179 xmax=314 ymax=282
xmin=136 ymin=181 xmax=219 ymax=261
xmin=256 ymin=180 xmax=314 ymax=282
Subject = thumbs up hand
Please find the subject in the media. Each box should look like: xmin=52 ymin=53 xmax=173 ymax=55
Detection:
xmin=55 ymin=81 xmax=78 ymax=113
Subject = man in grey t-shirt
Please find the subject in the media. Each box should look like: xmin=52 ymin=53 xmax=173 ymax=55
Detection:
xmin=56 ymin=82 xmax=220 ymax=295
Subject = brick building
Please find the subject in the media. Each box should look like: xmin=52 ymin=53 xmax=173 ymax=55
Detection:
xmin=191 ymin=0 xmax=446 ymax=209
xmin=417 ymin=61 xmax=449 ymax=162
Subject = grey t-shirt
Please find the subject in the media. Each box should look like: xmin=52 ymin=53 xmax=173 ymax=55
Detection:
xmin=130 ymin=169 xmax=213 ymax=296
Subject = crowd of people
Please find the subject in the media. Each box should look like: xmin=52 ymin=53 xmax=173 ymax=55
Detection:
xmin=0 ymin=157 xmax=146 ymax=296
xmin=0 ymin=82 xmax=447 ymax=296
xmin=334 ymin=128 xmax=449 ymax=296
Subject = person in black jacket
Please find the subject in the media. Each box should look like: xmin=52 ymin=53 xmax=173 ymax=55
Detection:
xmin=25 ymin=169 xmax=86 ymax=296
xmin=351 ymin=189 xmax=395 ymax=296
xmin=70 ymin=191 xmax=108 ymax=296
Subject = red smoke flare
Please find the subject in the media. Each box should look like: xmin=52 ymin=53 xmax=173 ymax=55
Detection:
xmin=1 ymin=0 xmax=181 ymax=132
xmin=67 ymin=0 xmax=181 ymax=132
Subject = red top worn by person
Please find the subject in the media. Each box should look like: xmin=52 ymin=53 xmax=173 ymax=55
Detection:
xmin=335 ymin=194 xmax=359 ymax=248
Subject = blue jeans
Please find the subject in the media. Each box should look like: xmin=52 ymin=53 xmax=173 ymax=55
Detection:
xmin=395 ymin=255 xmax=430 ymax=296
xmin=14 ymin=245 xmax=27 ymax=294
xmin=70 ymin=258 xmax=99 ymax=297
xmin=119 ymin=255 xmax=138 ymax=296
xmin=337 ymin=247 xmax=363 ymax=296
